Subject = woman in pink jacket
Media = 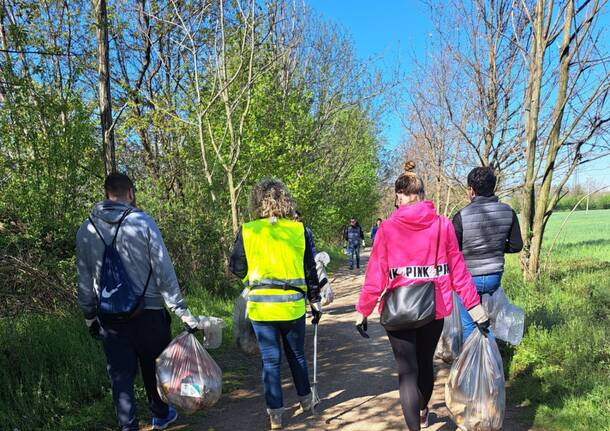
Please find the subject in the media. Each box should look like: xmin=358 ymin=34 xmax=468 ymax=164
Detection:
xmin=355 ymin=161 xmax=489 ymax=431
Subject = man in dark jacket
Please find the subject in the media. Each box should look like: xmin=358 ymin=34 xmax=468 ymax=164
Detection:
xmin=453 ymin=167 xmax=523 ymax=339
xmin=344 ymin=218 xmax=364 ymax=270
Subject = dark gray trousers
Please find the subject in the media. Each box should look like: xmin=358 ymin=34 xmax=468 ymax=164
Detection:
xmin=101 ymin=309 xmax=172 ymax=431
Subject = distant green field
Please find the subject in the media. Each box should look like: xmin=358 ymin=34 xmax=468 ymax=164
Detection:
xmin=502 ymin=209 xmax=610 ymax=431
xmin=541 ymin=208 xmax=610 ymax=261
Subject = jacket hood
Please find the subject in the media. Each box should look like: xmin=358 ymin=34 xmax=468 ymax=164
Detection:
xmin=91 ymin=200 xmax=141 ymax=224
xmin=390 ymin=200 xmax=439 ymax=230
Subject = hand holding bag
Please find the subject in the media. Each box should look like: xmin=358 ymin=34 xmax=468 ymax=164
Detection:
xmin=380 ymin=219 xmax=441 ymax=331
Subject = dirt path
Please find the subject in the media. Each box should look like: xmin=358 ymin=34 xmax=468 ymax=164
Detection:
xmin=179 ymin=251 xmax=530 ymax=431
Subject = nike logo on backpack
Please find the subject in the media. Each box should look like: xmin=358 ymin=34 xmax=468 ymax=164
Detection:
xmin=101 ymin=287 xmax=119 ymax=298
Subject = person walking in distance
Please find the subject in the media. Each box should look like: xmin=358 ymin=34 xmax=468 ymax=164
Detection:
xmin=76 ymin=173 xmax=202 ymax=431
xmin=230 ymin=179 xmax=322 ymax=430
xmin=354 ymin=161 xmax=489 ymax=431
xmin=344 ymin=218 xmax=364 ymax=269
xmin=370 ymin=218 xmax=382 ymax=246
xmin=452 ymin=166 xmax=523 ymax=340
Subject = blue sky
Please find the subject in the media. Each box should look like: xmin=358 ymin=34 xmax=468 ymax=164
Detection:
xmin=307 ymin=0 xmax=431 ymax=150
xmin=307 ymin=1 xmax=610 ymax=187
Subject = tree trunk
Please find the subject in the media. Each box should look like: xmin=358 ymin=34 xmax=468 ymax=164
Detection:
xmin=227 ymin=170 xmax=239 ymax=234
xmin=525 ymin=0 xmax=574 ymax=280
xmin=95 ymin=0 xmax=116 ymax=174
xmin=520 ymin=0 xmax=546 ymax=275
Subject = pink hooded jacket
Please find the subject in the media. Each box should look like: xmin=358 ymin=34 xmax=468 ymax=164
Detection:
xmin=356 ymin=201 xmax=480 ymax=319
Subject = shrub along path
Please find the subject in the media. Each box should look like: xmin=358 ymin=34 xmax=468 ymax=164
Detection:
xmin=163 ymin=250 xmax=530 ymax=431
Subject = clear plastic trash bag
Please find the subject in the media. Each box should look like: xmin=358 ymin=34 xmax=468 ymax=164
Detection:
xmin=436 ymin=292 xmax=463 ymax=363
xmin=315 ymin=252 xmax=334 ymax=306
xmin=233 ymin=288 xmax=259 ymax=355
xmin=445 ymin=330 xmax=505 ymax=431
xmin=156 ymin=332 xmax=223 ymax=413
xmin=199 ymin=316 xmax=225 ymax=350
xmin=482 ymin=288 xmax=525 ymax=346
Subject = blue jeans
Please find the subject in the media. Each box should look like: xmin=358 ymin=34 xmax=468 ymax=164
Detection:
xmin=251 ymin=316 xmax=311 ymax=410
xmin=457 ymin=272 xmax=502 ymax=341
xmin=348 ymin=242 xmax=361 ymax=268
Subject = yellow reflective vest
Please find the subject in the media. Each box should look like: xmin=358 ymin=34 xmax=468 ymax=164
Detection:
xmin=242 ymin=218 xmax=307 ymax=322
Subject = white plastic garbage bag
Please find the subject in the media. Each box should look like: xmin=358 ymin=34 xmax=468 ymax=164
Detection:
xmin=315 ymin=252 xmax=334 ymax=306
xmin=233 ymin=288 xmax=259 ymax=355
xmin=436 ymin=292 xmax=463 ymax=363
xmin=482 ymin=288 xmax=525 ymax=346
xmin=156 ymin=332 xmax=222 ymax=413
xmin=198 ymin=316 xmax=225 ymax=349
xmin=445 ymin=330 xmax=505 ymax=431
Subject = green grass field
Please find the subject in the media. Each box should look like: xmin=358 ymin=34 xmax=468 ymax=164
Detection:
xmin=501 ymin=209 xmax=610 ymax=431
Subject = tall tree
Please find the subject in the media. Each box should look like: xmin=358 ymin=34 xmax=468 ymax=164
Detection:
xmin=520 ymin=0 xmax=610 ymax=279
xmin=95 ymin=0 xmax=115 ymax=174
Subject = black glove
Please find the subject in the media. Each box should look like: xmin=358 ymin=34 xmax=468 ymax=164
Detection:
xmin=184 ymin=322 xmax=200 ymax=334
xmin=88 ymin=320 xmax=102 ymax=340
xmin=311 ymin=303 xmax=322 ymax=325
xmin=476 ymin=319 xmax=491 ymax=337
xmin=356 ymin=316 xmax=369 ymax=339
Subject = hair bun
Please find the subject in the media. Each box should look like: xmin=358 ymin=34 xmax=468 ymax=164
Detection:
xmin=403 ymin=160 xmax=416 ymax=174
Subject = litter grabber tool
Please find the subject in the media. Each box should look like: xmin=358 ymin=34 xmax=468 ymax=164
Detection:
xmin=311 ymin=323 xmax=321 ymax=411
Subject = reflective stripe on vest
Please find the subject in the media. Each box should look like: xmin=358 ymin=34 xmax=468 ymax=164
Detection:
xmin=242 ymin=218 xmax=307 ymax=322
xmin=245 ymin=278 xmax=306 ymax=287
xmin=248 ymin=293 xmax=304 ymax=303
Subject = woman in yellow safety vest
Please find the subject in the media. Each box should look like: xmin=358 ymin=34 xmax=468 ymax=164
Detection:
xmin=230 ymin=178 xmax=322 ymax=430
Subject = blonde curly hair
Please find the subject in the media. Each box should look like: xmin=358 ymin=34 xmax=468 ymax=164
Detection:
xmin=249 ymin=178 xmax=297 ymax=219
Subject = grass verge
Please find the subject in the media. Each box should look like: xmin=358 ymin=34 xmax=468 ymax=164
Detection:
xmin=501 ymin=209 xmax=610 ymax=431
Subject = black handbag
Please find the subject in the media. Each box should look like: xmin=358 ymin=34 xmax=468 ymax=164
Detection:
xmin=380 ymin=219 xmax=442 ymax=331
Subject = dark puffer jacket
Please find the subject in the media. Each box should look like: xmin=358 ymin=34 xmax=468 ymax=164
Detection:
xmin=452 ymin=195 xmax=523 ymax=277
xmin=344 ymin=224 xmax=364 ymax=245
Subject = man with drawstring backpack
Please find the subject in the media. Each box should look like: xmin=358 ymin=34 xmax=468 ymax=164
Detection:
xmin=76 ymin=173 xmax=202 ymax=431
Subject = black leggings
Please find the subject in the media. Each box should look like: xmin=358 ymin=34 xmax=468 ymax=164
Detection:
xmin=387 ymin=319 xmax=444 ymax=431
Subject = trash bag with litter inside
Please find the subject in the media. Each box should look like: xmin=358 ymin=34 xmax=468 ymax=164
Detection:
xmin=156 ymin=331 xmax=222 ymax=413
xmin=445 ymin=329 xmax=505 ymax=431
xmin=435 ymin=292 xmax=463 ymax=363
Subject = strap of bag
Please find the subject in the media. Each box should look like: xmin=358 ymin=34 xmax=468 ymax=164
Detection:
xmin=87 ymin=208 xmax=133 ymax=247
xmin=141 ymin=268 xmax=152 ymax=296
xmin=87 ymin=216 xmax=107 ymax=246
xmin=434 ymin=217 xmax=442 ymax=272
xmin=112 ymin=208 xmax=133 ymax=247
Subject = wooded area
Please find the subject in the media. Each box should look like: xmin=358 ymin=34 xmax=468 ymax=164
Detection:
xmin=0 ymin=0 xmax=383 ymax=314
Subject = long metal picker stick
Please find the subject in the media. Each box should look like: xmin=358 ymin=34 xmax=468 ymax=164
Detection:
xmin=311 ymin=323 xmax=320 ymax=411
